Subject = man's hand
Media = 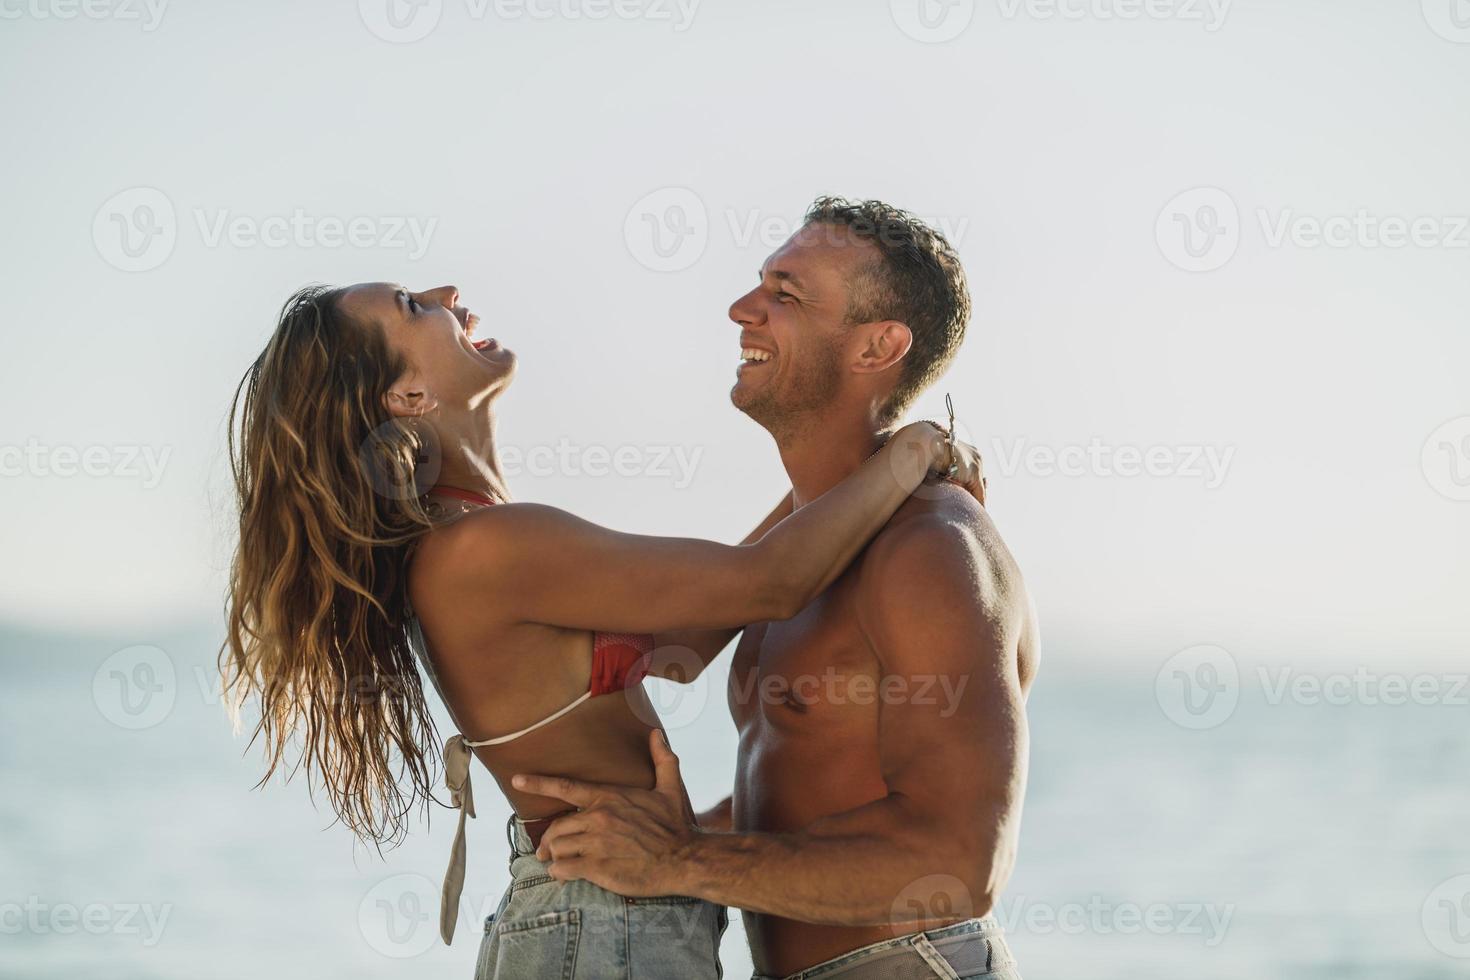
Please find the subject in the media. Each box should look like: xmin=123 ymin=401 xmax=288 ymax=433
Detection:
xmin=512 ymin=729 xmax=699 ymax=897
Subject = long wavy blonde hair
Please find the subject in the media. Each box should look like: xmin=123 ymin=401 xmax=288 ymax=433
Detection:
xmin=221 ymin=284 xmax=441 ymax=848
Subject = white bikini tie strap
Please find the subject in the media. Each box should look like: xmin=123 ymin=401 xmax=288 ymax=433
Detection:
xmin=439 ymin=734 xmax=477 ymax=945
xmin=434 ymin=692 xmax=595 ymax=943
xmin=465 ymin=691 xmax=593 ymax=747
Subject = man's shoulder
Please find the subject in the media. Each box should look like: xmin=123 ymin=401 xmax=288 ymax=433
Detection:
xmin=870 ymin=483 xmax=996 ymax=561
xmin=856 ymin=483 xmax=1025 ymax=613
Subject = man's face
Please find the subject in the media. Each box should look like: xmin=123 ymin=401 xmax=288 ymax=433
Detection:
xmin=727 ymin=223 xmax=877 ymax=432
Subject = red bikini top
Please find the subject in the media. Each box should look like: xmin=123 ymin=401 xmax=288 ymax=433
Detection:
xmin=429 ymin=485 xmax=654 ymax=698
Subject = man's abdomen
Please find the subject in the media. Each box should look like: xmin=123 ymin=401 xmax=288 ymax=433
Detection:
xmin=733 ymin=720 xmax=915 ymax=977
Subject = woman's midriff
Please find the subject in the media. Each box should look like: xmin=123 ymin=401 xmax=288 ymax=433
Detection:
xmin=474 ymin=683 xmax=663 ymax=828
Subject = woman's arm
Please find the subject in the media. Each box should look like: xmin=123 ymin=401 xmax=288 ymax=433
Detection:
xmin=645 ymin=492 xmax=794 ymax=683
xmin=430 ymin=423 xmax=959 ymax=634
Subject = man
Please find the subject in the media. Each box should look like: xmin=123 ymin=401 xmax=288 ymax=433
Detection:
xmin=514 ymin=197 xmax=1038 ymax=979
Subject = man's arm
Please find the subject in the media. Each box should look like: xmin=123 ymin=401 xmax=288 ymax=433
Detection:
xmin=517 ymin=512 xmax=1030 ymax=927
xmin=646 ymin=492 xmax=793 ymax=683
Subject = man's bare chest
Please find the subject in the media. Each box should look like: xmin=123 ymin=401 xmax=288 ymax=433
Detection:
xmin=728 ymin=578 xmax=880 ymax=730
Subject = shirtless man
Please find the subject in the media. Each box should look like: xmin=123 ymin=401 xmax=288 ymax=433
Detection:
xmin=514 ymin=197 xmax=1038 ymax=979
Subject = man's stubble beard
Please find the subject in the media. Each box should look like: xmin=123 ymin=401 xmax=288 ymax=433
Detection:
xmin=731 ymin=343 xmax=844 ymax=445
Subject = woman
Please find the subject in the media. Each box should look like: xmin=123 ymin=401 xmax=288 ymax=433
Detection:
xmin=221 ymin=282 xmax=983 ymax=979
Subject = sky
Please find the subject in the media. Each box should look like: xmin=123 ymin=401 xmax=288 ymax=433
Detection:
xmin=1 ymin=0 xmax=1467 ymax=667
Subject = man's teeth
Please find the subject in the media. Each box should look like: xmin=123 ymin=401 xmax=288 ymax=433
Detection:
xmin=740 ymin=348 xmax=773 ymax=363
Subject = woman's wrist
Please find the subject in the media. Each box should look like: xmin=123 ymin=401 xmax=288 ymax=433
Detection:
xmin=876 ymin=423 xmax=946 ymax=481
xmin=894 ymin=421 xmax=948 ymax=471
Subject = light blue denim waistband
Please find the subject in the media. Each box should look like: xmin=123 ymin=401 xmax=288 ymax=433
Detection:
xmin=751 ymin=916 xmax=1018 ymax=980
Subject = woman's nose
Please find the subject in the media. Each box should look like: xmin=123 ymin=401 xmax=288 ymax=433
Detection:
xmin=419 ymin=285 xmax=460 ymax=310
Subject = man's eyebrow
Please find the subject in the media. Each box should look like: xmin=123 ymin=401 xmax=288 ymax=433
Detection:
xmin=759 ymin=268 xmax=808 ymax=291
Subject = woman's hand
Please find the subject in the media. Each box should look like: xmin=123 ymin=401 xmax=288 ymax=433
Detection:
xmin=945 ymin=436 xmax=987 ymax=506
xmin=892 ymin=421 xmax=988 ymax=507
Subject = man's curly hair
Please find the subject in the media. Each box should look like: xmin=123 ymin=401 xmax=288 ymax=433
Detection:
xmin=803 ymin=196 xmax=971 ymax=425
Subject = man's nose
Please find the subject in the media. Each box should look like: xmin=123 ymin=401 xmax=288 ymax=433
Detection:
xmin=728 ymin=287 xmax=761 ymax=328
xmin=419 ymin=285 xmax=460 ymax=310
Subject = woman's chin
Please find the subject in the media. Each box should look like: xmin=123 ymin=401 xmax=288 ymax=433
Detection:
xmin=480 ymin=357 xmax=517 ymax=399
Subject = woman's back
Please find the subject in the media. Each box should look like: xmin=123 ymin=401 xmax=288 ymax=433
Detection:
xmin=408 ymin=511 xmax=663 ymax=821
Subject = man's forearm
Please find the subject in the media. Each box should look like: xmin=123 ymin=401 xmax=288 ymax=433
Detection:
xmin=673 ymin=796 xmax=1001 ymax=927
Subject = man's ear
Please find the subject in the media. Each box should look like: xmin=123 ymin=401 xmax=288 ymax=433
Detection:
xmin=384 ymin=370 xmax=439 ymax=418
xmin=851 ymin=320 xmax=913 ymax=375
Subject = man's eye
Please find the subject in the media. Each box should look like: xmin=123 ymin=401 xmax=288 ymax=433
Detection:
xmin=775 ymin=291 xmax=795 ymax=303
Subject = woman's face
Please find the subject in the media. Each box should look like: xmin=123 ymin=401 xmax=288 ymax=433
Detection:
xmin=339 ymin=282 xmax=516 ymax=416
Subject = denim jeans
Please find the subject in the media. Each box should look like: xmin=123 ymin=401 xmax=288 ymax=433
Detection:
xmin=474 ymin=816 xmax=728 ymax=980
xmin=750 ymin=917 xmax=1022 ymax=980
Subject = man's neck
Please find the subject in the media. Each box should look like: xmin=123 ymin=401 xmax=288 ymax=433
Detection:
xmin=775 ymin=408 xmax=890 ymax=509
